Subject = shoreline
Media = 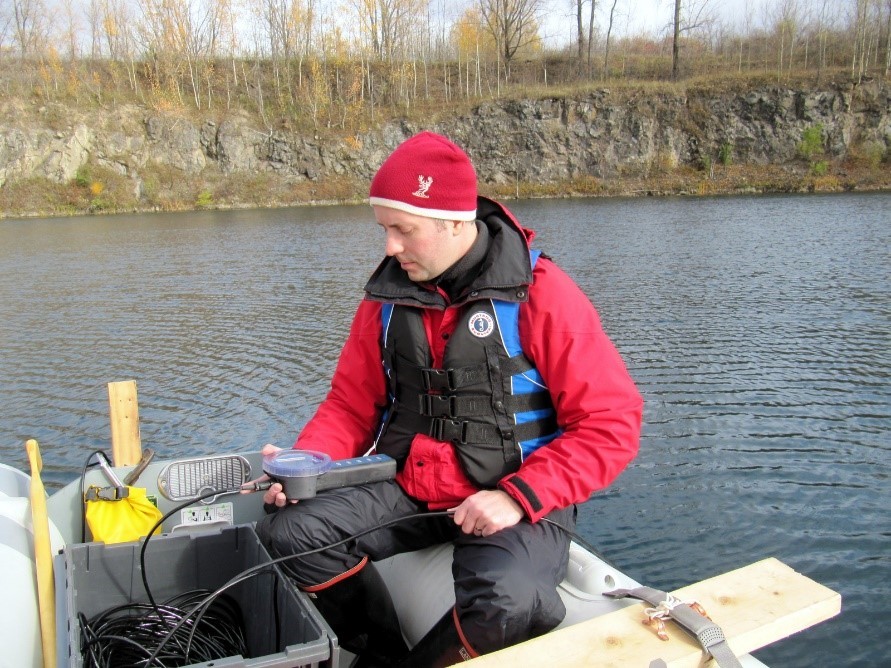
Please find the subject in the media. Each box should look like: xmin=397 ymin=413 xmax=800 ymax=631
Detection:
xmin=2 ymin=163 xmax=888 ymax=221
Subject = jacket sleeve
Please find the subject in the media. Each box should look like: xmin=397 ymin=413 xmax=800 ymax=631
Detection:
xmin=498 ymin=258 xmax=643 ymax=522
xmin=293 ymin=300 xmax=388 ymax=459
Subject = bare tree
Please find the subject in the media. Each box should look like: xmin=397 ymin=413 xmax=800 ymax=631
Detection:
xmin=573 ymin=0 xmax=597 ymax=71
xmin=672 ymin=0 xmax=681 ymax=79
xmin=135 ymin=0 xmax=227 ymax=108
xmin=587 ymin=0 xmax=596 ymax=69
xmin=603 ymin=0 xmax=618 ymax=79
xmin=351 ymin=0 xmax=423 ymax=61
xmin=10 ymin=0 xmax=52 ymax=57
xmin=671 ymin=0 xmax=714 ymax=80
xmin=477 ymin=0 xmax=543 ymax=78
xmin=58 ymin=0 xmax=81 ymax=59
xmin=885 ymin=0 xmax=891 ymax=76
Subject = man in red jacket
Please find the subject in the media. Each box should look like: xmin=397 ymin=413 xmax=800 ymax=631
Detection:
xmin=257 ymin=131 xmax=642 ymax=666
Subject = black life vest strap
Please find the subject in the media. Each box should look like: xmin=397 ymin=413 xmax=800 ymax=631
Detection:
xmin=417 ymin=391 xmax=553 ymax=419
xmin=394 ymin=353 xmax=536 ymax=393
xmin=395 ymin=407 xmax=557 ymax=446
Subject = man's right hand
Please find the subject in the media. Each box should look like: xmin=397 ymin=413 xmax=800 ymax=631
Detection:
xmin=249 ymin=444 xmax=298 ymax=507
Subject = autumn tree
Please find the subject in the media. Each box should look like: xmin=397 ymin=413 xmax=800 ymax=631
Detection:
xmin=131 ymin=0 xmax=228 ymax=108
xmin=257 ymin=0 xmax=316 ymax=101
xmin=452 ymin=6 xmax=497 ymax=98
xmin=350 ymin=0 xmax=425 ymax=61
xmin=477 ymin=0 xmax=543 ymax=80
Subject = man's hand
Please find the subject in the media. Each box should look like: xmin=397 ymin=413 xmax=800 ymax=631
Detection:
xmin=241 ymin=444 xmax=295 ymax=508
xmin=450 ymin=490 xmax=524 ymax=537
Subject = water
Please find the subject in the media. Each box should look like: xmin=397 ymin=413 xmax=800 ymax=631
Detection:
xmin=1 ymin=193 xmax=888 ymax=666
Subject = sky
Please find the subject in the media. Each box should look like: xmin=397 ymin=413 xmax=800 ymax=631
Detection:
xmin=537 ymin=0 xmax=777 ymax=45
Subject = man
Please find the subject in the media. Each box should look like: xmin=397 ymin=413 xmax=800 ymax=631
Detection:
xmin=257 ymin=131 xmax=642 ymax=666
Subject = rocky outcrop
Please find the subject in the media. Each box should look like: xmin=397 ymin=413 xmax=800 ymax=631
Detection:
xmin=1 ymin=80 xmax=888 ymax=192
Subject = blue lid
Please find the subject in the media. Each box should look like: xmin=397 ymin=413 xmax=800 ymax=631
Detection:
xmin=263 ymin=449 xmax=332 ymax=478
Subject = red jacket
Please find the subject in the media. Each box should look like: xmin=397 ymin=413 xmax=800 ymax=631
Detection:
xmin=295 ymin=199 xmax=642 ymax=522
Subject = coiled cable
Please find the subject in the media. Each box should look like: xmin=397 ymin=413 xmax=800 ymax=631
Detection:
xmin=78 ymin=475 xmax=606 ymax=667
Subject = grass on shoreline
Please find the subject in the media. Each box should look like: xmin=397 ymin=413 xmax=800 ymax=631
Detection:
xmin=1 ymin=161 xmax=887 ymax=220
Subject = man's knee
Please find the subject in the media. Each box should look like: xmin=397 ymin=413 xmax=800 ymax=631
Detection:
xmin=256 ymin=506 xmax=342 ymax=584
xmin=454 ymin=565 xmax=564 ymax=653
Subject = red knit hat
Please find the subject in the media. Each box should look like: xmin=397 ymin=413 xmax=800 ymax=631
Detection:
xmin=369 ymin=131 xmax=477 ymax=221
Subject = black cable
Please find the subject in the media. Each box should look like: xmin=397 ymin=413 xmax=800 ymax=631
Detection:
xmin=79 ymin=592 xmax=247 ymax=668
xmin=144 ymin=509 xmax=456 ymax=667
xmin=138 ymin=488 xmax=240 ymax=613
xmin=143 ymin=508 xmax=615 ymax=666
xmin=90 ymin=484 xmax=609 ymax=667
xmin=540 ymin=516 xmax=622 ymax=569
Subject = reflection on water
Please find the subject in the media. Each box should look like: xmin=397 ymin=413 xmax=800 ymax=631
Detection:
xmin=1 ymin=193 xmax=888 ymax=666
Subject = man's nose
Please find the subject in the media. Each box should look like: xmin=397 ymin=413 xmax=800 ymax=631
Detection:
xmin=385 ymin=234 xmax=402 ymax=257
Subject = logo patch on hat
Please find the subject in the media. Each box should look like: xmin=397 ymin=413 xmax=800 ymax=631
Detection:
xmin=413 ymin=175 xmax=433 ymax=198
xmin=468 ymin=312 xmax=495 ymax=338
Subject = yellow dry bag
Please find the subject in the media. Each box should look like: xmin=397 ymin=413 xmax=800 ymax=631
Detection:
xmin=84 ymin=485 xmax=163 ymax=544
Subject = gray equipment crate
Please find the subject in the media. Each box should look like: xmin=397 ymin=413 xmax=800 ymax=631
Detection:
xmin=60 ymin=524 xmax=338 ymax=668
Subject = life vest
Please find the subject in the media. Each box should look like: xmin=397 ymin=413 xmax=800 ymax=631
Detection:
xmin=375 ymin=251 xmax=560 ymax=488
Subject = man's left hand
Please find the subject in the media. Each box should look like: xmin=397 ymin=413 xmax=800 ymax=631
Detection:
xmin=450 ymin=490 xmax=524 ymax=537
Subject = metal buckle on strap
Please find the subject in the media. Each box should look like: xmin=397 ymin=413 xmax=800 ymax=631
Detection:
xmin=84 ymin=485 xmax=130 ymax=502
xmin=696 ymin=623 xmax=728 ymax=650
xmin=419 ymin=394 xmax=457 ymax=417
xmin=421 ymin=368 xmax=456 ymax=391
xmin=429 ymin=417 xmax=468 ymax=444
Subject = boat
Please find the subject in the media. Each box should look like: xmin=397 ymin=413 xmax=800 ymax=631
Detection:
xmin=1 ymin=386 xmax=840 ymax=667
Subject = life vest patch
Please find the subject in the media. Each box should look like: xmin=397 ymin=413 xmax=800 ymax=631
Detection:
xmin=468 ymin=311 xmax=495 ymax=338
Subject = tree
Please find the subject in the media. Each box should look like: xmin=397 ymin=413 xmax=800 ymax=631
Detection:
xmin=477 ymin=0 xmax=543 ymax=77
xmin=670 ymin=0 xmax=714 ymax=80
xmin=603 ymin=0 xmax=617 ymax=78
xmin=350 ymin=0 xmax=424 ymax=61
xmin=573 ymin=0 xmax=598 ymax=73
xmin=10 ymin=0 xmax=51 ymax=57
xmin=672 ymin=0 xmax=681 ymax=79
xmin=134 ymin=0 xmax=228 ymax=108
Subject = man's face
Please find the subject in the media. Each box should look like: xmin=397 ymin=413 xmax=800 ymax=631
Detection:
xmin=374 ymin=206 xmax=464 ymax=282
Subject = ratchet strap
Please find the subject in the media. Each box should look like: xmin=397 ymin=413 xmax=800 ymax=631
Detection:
xmin=605 ymin=586 xmax=743 ymax=668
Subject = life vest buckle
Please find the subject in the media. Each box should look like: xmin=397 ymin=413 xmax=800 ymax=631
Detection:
xmin=429 ymin=417 xmax=468 ymax=444
xmin=421 ymin=368 xmax=457 ymax=392
xmin=419 ymin=394 xmax=458 ymax=418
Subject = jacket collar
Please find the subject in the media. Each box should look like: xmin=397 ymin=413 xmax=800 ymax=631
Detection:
xmin=364 ymin=196 xmax=534 ymax=309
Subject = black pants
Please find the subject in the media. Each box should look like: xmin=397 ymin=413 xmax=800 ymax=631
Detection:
xmin=256 ymin=480 xmax=574 ymax=654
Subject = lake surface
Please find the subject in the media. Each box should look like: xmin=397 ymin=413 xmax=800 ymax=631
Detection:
xmin=1 ymin=193 xmax=888 ymax=666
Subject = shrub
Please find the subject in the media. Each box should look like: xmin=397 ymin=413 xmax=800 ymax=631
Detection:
xmin=798 ymin=124 xmax=825 ymax=161
xmin=811 ymin=160 xmax=829 ymax=176
xmin=75 ymin=165 xmax=91 ymax=187
xmin=719 ymin=142 xmax=733 ymax=166
xmin=196 ymin=190 xmax=214 ymax=208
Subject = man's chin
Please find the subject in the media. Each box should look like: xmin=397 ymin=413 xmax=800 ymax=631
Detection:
xmin=401 ymin=264 xmax=426 ymax=281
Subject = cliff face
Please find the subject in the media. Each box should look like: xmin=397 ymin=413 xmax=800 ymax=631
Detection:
xmin=1 ymin=80 xmax=888 ymax=195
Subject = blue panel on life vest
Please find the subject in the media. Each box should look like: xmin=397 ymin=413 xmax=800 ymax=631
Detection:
xmin=381 ymin=303 xmax=394 ymax=346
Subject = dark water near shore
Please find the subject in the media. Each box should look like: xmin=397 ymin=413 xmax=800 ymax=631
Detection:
xmin=1 ymin=193 xmax=888 ymax=666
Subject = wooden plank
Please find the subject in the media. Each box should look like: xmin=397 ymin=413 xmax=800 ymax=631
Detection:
xmin=108 ymin=380 xmax=142 ymax=467
xmin=25 ymin=439 xmax=56 ymax=668
xmin=459 ymin=558 xmax=841 ymax=667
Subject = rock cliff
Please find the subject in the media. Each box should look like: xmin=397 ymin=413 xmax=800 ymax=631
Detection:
xmin=1 ymin=79 xmax=888 ymax=203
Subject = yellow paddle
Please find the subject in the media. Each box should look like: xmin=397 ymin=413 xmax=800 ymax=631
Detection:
xmin=25 ymin=439 xmax=56 ymax=668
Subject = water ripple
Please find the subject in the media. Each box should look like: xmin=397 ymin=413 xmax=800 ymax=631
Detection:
xmin=2 ymin=194 xmax=889 ymax=666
